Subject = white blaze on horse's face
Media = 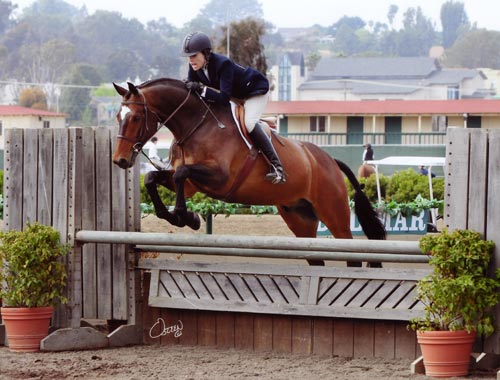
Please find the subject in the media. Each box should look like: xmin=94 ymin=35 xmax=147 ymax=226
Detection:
xmin=120 ymin=105 xmax=131 ymax=121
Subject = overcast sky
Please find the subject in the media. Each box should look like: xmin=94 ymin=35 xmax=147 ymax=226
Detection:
xmin=11 ymin=0 xmax=500 ymax=31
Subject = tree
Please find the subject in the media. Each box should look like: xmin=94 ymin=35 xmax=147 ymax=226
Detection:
xmin=217 ymin=18 xmax=267 ymax=74
xmin=24 ymin=39 xmax=76 ymax=84
xmin=387 ymin=4 xmax=398 ymax=29
xmin=440 ymin=1 xmax=469 ymax=48
xmin=329 ymin=16 xmax=366 ymax=36
xmin=199 ymin=0 xmax=263 ymax=27
xmin=22 ymin=0 xmax=85 ymax=20
xmin=306 ymin=52 xmax=321 ymax=71
xmin=332 ymin=24 xmax=359 ymax=55
xmin=106 ymin=48 xmax=148 ymax=82
xmin=62 ymin=63 xmax=104 ymax=87
xmin=399 ymin=7 xmax=437 ymax=56
xmin=59 ymin=68 xmax=92 ymax=124
xmin=18 ymin=87 xmax=48 ymax=110
xmin=73 ymin=11 xmax=150 ymax=66
xmin=0 ymin=0 xmax=17 ymax=35
xmin=445 ymin=29 xmax=500 ymax=69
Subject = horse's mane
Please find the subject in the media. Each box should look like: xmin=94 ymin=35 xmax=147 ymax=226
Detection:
xmin=137 ymin=77 xmax=184 ymax=90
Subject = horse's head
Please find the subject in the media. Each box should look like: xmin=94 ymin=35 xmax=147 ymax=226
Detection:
xmin=112 ymin=81 xmax=159 ymax=169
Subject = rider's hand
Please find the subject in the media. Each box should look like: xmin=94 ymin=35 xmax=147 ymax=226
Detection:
xmin=185 ymin=81 xmax=204 ymax=94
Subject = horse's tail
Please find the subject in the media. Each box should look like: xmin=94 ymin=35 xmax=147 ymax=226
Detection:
xmin=335 ymin=159 xmax=386 ymax=241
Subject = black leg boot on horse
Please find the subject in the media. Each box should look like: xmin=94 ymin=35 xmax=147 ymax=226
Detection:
xmin=249 ymin=123 xmax=286 ymax=184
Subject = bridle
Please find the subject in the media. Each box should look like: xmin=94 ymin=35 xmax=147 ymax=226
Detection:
xmin=118 ymin=90 xmax=191 ymax=155
xmin=118 ymin=87 xmax=222 ymax=163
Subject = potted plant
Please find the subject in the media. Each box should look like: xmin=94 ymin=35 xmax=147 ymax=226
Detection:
xmin=0 ymin=222 xmax=69 ymax=352
xmin=409 ymin=228 xmax=500 ymax=377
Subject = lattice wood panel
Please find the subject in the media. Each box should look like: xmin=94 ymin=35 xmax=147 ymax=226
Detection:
xmin=139 ymin=259 xmax=430 ymax=321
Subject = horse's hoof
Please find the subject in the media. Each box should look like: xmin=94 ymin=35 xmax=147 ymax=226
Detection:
xmin=188 ymin=212 xmax=201 ymax=231
xmin=156 ymin=210 xmax=169 ymax=220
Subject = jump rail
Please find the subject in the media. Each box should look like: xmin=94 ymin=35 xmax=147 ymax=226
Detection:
xmin=75 ymin=230 xmax=427 ymax=263
xmin=74 ymin=230 xmax=430 ymax=324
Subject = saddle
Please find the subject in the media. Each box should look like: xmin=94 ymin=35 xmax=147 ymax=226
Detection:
xmin=231 ymin=102 xmax=277 ymax=148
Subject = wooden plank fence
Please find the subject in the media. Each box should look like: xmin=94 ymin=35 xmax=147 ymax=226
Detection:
xmin=445 ymin=127 xmax=500 ymax=354
xmin=1 ymin=127 xmax=141 ymax=341
xmin=2 ymin=126 xmax=500 ymax=359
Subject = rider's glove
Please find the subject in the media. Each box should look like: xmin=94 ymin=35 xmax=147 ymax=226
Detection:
xmin=185 ymin=81 xmax=204 ymax=94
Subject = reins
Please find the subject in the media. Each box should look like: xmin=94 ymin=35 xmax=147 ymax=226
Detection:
xmin=119 ymin=86 xmax=222 ymax=167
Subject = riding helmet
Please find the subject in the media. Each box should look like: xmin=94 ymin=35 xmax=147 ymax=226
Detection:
xmin=181 ymin=32 xmax=212 ymax=56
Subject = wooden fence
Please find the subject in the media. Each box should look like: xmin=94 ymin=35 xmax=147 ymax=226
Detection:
xmin=2 ymin=126 xmax=500 ymax=359
xmin=1 ymin=127 xmax=142 ymax=347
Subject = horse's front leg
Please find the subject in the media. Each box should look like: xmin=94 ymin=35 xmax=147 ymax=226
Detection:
xmin=144 ymin=170 xmax=184 ymax=227
xmin=172 ymin=164 xmax=225 ymax=230
xmin=171 ymin=165 xmax=206 ymax=230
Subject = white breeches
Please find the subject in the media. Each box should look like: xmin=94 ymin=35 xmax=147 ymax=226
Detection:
xmin=244 ymin=92 xmax=269 ymax=133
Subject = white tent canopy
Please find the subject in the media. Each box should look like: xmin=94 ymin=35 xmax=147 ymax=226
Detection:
xmin=366 ymin=156 xmax=445 ymax=168
xmin=365 ymin=156 xmax=445 ymax=225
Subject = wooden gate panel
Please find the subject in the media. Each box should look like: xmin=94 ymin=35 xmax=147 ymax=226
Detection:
xmin=141 ymin=259 xmax=429 ymax=321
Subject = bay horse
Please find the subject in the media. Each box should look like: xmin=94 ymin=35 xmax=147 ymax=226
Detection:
xmin=358 ymin=163 xmax=375 ymax=179
xmin=112 ymin=78 xmax=386 ymax=267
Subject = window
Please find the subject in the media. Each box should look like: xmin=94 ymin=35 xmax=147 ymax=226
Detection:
xmin=43 ymin=120 xmax=50 ymax=129
xmin=278 ymin=55 xmax=292 ymax=101
xmin=447 ymin=85 xmax=459 ymax=100
xmin=309 ymin=116 xmax=326 ymax=132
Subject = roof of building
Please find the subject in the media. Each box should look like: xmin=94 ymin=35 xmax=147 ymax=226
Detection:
xmin=299 ymin=79 xmax=424 ymax=95
xmin=264 ymin=99 xmax=500 ymax=116
xmin=0 ymin=105 xmax=66 ymax=117
xmin=310 ymin=57 xmax=439 ymax=80
xmin=301 ymin=57 xmax=486 ymax=95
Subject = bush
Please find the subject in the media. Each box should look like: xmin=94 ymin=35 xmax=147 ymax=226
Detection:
xmin=386 ymin=169 xmax=444 ymax=203
xmin=139 ymin=174 xmax=218 ymax=210
xmin=345 ymin=173 xmax=390 ymax=204
xmin=346 ymin=168 xmax=444 ymax=205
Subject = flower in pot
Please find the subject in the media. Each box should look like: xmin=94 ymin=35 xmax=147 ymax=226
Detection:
xmin=0 ymin=222 xmax=70 ymax=352
xmin=409 ymin=228 xmax=500 ymax=377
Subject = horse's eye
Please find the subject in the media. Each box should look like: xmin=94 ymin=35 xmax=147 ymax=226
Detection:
xmin=132 ymin=115 xmax=140 ymax=122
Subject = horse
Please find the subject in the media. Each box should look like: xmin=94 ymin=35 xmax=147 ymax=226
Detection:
xmin=112 ymin=78 xmax=386 ymax=267
xmin=358 ymin=163 xmax=375 ymax=179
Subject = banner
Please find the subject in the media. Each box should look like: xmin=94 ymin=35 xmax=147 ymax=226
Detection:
xmin=317 ymin=210 xmax=429 ymax=236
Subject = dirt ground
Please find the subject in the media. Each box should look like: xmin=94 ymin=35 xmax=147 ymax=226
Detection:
xmin=0 ymin=214 xmax=498 ymax=380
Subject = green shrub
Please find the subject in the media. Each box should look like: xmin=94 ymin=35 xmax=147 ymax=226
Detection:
xmin=0 ymin=223 xmax=69 ymax=307
xmin=139 ymin=167 xmax=444 ymax=218
xmin=386 ymin=168 xmax=444 ymax=203
xmin=140 ymin=174 xmax=215 ymax=206
xmin=345 ymin=173 xmax=390 ymax=204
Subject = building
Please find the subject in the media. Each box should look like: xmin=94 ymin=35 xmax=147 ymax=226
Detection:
xmin=0 ymin=105 xmax=67 ymax=147
xmin=264 ymin=99 xmax=500 ymax=144
xmin=269 ymin=52 xmax=307 ymax=101
xmin=271 ymin=56 xmax=493 ymax=101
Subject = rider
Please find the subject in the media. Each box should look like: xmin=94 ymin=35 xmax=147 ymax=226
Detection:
xmin=181 ymin=31 xmax=286 ymax=184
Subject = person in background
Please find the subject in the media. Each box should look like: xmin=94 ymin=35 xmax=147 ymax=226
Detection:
xmin=420 ymin=166 xmax=436 ymax=177
xmin=362 ymin=143 xmax=374 ymax=163
xmin=180 ymin=31 xmax=285 ymax=184
xmin=148 ymin=136 xmax=161 ymax=161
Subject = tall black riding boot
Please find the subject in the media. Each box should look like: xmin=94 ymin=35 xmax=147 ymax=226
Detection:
xmin=249 ymin=123 xmax=286 ymax=184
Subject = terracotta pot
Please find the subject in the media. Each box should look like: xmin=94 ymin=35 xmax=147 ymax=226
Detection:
xmin=417 ymin=330 xmax=475 ymax=378
xmin=1 ymin=306 xmax=54 ymax=352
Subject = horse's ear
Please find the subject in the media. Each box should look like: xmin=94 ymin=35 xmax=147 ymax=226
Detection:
xmin=127 ymin=82 xmax=139 ymax=96
xmin=113 ymin=82 xmax=127 ymax=96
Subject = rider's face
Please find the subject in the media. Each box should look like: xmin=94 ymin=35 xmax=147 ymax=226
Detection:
xmin=188 ymin=52 xmax=206 ymax=71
